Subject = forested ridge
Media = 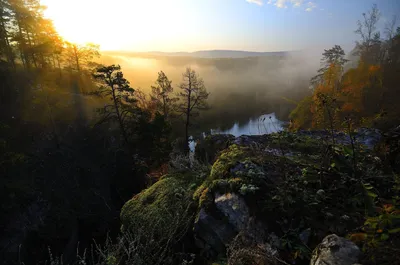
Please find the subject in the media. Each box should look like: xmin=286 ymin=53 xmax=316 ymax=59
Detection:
xmin=1 ymin=1 xmax=400 ymax=265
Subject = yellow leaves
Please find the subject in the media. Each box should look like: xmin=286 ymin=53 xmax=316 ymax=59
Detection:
xmin=294 ymin=49 xmax=387 ymax=129
xmin=314 ymin=83 xmax=332 ymax=95
xmin=335 ymin=62 xmax=383 ymax=118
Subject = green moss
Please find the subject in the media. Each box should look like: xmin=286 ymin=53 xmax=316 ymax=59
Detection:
xmin=120 ymin=173 xmax=199 ymax=234
xmin=193 ymin=184 xmax=207 ymax=200
xmin=198 ymin=187 xmax=213 ymax=209
xmin=194 ymin=145 xmax=248 ymax=196
xmin=210 ymin=144 xmax=246 ymax=181
xmin=119 ymin=172 xmax=204 ymax=265
xmin=194 ymin=143 xmax=297 ymax=206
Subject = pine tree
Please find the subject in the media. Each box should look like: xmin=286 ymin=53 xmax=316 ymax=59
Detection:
xmin=93 ymin=65 xmax=136 ymax=145
xmin=177 ymin=67 xmax=209 ymax=153
xmin=150 ymin=71 xmax=177 ymax=119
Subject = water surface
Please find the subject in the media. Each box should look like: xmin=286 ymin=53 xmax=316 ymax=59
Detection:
xmin=189 ymin=112 xmax=284 ymax=152
xmin=211 ymin=112 xmax=284 ymax=137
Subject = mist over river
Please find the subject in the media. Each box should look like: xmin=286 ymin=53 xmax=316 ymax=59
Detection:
xmin=211 ymin=112 xmax=284 ymax=136
xmin=190 ymin=112 xmax=284 ymax=151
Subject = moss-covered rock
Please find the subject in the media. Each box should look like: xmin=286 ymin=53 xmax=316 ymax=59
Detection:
xmin=120 ymin=173 xmax=202 ymax=264
xmin=192 ymin=140 xmax=302 ymax=259
xmin=121 ymin=173 xmax=199 ymax=232
xmin=196 ymin=141 xmax=300 ymax=206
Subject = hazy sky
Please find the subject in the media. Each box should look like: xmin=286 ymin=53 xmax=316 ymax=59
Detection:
xmin=41 ymin=0 xmax=400 ymax=52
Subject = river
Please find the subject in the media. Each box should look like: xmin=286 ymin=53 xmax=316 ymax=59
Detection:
xmin=189 ymin=112 xmax=284 ymax=151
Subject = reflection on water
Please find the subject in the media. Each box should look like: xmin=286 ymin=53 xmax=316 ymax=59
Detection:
xmin=211 ymin=112 xmax=284 ymax=137
xmin=189 ymin=113 xmax=284 ymax=152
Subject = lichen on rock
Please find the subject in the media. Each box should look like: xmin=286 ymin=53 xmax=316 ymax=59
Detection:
xmin=310 ymin=234 xmax=362 ymax=265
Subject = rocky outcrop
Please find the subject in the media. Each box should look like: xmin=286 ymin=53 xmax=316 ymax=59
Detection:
xmin=194 ymin=192 xmax=253 ymax=256
xmin=194 ymin=191 xmax=279 ymax=263
xmin=194 ymin=208 xmax=237 ymax=257
xmin=310 ymin=234 xmax=362 ymax=265
xmin=121 ymin=130 xmax=388 ymax=264
xmin=297 ymin=128 xmax=382 ymax=149
xmin=214 ymin=193 xmax=249 ymax=232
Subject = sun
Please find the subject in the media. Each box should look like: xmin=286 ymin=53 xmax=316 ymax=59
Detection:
xmin=41 ymin=0 xmax=184 ymax=51
xmin=42 ymin=0 xmax=132 ymax=50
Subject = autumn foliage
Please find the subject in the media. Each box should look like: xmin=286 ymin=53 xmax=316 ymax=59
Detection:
xmin=290 ymin=14 xmax=400 ymax=131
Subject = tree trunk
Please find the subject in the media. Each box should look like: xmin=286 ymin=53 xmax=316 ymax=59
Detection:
xmin=16 ymin=17 xmax=26 ymax=68
xmin=110 ymin=80 xmax=129 ymax=146
xmin=184 ymin=76 xmax=192 ymax=154
xmin=56 ymin=55 xmax=62 ymax=77
xmin=15 ymin=14 xmax=31 ymax=69
xmin=26 ymin=30 xmax=38 ymax=68
xmin=326 ymin=107 xmax=335 ymax=145
xmin=163 ymin=95 xmax=167 ymax=119
xmin=52 ymin=54 xmax=56 ymax=68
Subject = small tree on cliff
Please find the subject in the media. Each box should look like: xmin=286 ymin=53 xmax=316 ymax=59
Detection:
xmin=151 ymin=71 xmax=177 ymax=119
xmin=177 ymin=67 xmax=209 ymax=153
xmin=93 ymin=65 xmax=136 ymax=145
xmin=311 ymin=45 xmax=348 ymax=91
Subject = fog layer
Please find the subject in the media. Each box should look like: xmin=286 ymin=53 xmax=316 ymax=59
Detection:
xmin=100 ymin=50 xmax=321 ymax=131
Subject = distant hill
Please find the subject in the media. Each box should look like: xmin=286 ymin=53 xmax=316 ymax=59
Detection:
xmin=104 ymin=50 xmax=289 ymax=59
xmin=178 ymin=50 xmax=287 ymax=58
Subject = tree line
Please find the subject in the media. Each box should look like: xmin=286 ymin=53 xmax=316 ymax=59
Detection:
xmin=0 ymin=0 xmax=210 ymax=155
xmin=92 ymin=65 xmax=209 ymax=154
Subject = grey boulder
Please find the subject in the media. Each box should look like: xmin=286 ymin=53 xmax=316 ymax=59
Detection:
xmin=310 ymin=234 xmax=361 ymax=265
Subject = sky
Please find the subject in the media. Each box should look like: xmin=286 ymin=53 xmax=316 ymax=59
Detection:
xmin=41 ymin=0 xmax=400 ymax=52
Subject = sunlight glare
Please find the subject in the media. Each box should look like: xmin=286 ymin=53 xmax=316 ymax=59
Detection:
xmin=41 ymin=0 xmax=187 ymax=51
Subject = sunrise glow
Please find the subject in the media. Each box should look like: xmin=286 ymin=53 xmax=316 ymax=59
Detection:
xmin=41 ymin=0 xmax=189 ymax=51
